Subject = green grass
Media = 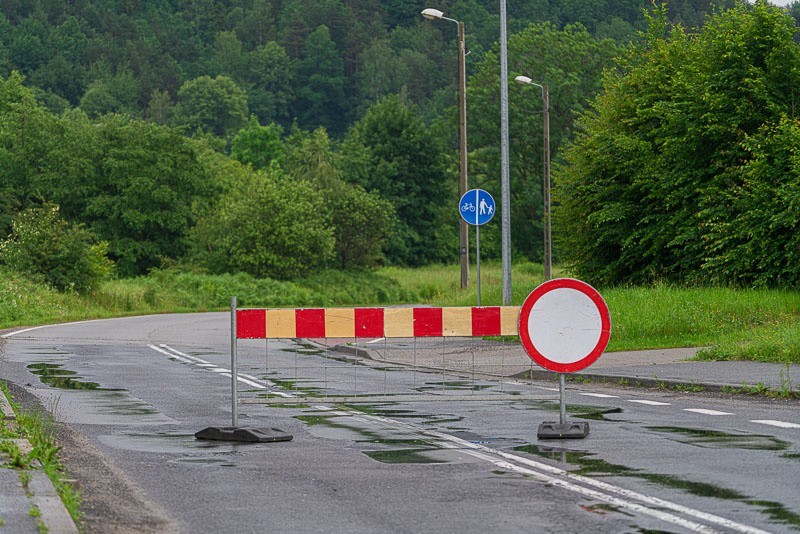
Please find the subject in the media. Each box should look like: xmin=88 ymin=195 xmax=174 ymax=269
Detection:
xmin=2 ymin=264 xmax=800 ymax=363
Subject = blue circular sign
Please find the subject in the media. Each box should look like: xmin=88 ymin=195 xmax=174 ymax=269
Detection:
xmin=459 ymin=189 xmax=495 ymax=226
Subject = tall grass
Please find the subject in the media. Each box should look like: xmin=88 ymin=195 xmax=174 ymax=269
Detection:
xmin=2 ymin=264 xmax=799 ymax=362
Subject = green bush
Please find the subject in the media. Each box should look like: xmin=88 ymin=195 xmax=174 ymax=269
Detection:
xmin=0 ymin=204 xmax=113 ymax=292
xmin=190 ymin=169 xmax=335 ymax=279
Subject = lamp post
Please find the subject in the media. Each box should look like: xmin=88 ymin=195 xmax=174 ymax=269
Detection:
xmin=422 ymin=8 xmax=469 ymax=290
xmin=514 ymin=75 xmax=551 ymax=281
xmin=499 ymin=0 xmax=512 ymax=304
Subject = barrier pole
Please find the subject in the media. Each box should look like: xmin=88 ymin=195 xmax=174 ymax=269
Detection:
xmin=231 ymin=296 xmax=238 ymax=427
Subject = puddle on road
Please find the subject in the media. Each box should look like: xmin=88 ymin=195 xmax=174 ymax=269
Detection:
xmin=27 ymin=363 xmax=122 ymax=391
xmin=296 ymin=409 xmax=481 ymax=465
xmin=416 ymin=381 xmax=503 ymax=393
xmin=514 ymin=443 xmax=800 ymax=529
xmin=364 ymin=449 xmax=445 ymax=464
xmin=343 ymin=404 xmax=465 ymax=426
xmin=99 ymin=432 xmax=239 ymax=467
xmin=646 ymin=426 xmax=790 ymax=451
xmin=27 ymin=362 xmax=174 ymax=425
xmin=515 ymin=399 xmax=624 ymax=422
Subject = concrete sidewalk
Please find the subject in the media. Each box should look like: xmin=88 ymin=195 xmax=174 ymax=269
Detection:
xmin=0 ymin=388 xmax=78 ymax=534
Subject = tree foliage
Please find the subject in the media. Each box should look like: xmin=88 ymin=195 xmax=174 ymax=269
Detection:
xmin=554 ymin=2 xmax=800 ymax=287
xmin=0 ymin=204 xmax=113 ymax=292
xmin=282 ymin=127 xmax=396 ymax=268
xmin=173 ymin=75 xmax=249 ymax=138
xmin=0 ymin=0 xmax=725 ymax=137
xmin=191 ymin=166 xmax=335 ymax=280
xmin=342 ymin=95 xmax=454 ymax=266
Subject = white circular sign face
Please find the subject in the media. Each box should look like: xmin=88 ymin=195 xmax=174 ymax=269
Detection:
xmin=519 ymin=278 xmax=611 ymax=373
xmin=527 ymin=288 xmax=602 ymax=364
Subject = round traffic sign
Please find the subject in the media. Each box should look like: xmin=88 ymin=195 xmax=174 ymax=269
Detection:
xmin=518 ymin=278 xmax=611 ymax=373
xmin=459 ymin=189 xmax=495 ymax=226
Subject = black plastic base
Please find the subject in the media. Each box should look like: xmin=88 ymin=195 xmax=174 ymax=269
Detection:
xmin=537 ymin=421 xmax=590 ymax=440
xmin=195 ymin=426 xmax=293 ymax=443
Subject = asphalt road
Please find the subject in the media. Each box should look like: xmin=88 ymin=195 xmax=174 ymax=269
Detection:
xmin=1 ymin=313 xmax=799 ymax=533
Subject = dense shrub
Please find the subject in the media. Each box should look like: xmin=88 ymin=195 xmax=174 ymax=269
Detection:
xmin=0 ymin=204 xmax=113 ymax=292
xmin=191 ymin=168 xmax=335 ymax=279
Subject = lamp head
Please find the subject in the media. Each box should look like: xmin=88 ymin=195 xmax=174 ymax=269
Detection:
xmin=515 ymin=75 xmax=533 ymax=85
xmin=421 ymin=8 xmax=444 ymax=20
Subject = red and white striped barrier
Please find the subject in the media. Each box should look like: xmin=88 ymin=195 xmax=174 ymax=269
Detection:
xmin=236 ymin=306 xmax=521 ymax=339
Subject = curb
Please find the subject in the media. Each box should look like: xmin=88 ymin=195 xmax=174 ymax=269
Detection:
xmin=0 ymin=387 xmax=79 ymax=534
xmin=517 ymin=369 xmax=728 ymax=393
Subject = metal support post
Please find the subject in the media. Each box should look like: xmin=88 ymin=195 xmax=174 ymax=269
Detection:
xmin=231 ymin=296 xmax=238 ymax=428
xmin=543 ymin=86 xmax=552 ymax=281
xmin=457 ymin=21 xmax=470 ymax=290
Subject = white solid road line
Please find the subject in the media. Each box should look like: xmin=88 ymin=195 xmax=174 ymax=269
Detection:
xmin=314 ymin=404 xmax=770 ymax=534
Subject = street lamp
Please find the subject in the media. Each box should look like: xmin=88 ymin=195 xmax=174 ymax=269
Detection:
xmin=515 ymin=75 xmax=552 ymax=281
xmin=499 ymin=0 xmax=512 ymax=305
xmin=422 ymin=8 xmax=469 ymax=291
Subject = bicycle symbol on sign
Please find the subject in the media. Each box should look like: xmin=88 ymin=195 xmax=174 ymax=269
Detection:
xmin=459 ymin=189 xmax=495 ymax=226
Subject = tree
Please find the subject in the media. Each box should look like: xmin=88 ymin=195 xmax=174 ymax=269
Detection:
xmin=77 ymin=115 xmax=213 ymax=276
xmin=231 ymin=117 xmax=285 ymax=170
xmin=283 ymin=126 xmax=396 ymax=268
xmin=173 ymin=75 xmax=249 ymax=138
xmin=242 ymin=41 xmax=294 ymax=124
xmin=553 ymin=2 xmax=800 ymax=286
xmin=342 ymin=95 xmax=454 ymax=265
xmin=79 ymin=67 xmax=141 ymax=117
xmin=0 ymin=71 xmax=56 ymax=234
xmin=329 ymin=183 xmax=395 ymax=268
xmin=0 ymin=203 xmax=113 ymax=293
xmin=357 ymin=39 xmax=410 ymax=108
xmin=191 ymin=166 xmax=335 ymax=279
xmin=292 ymin=25 xmax=349 ymax=134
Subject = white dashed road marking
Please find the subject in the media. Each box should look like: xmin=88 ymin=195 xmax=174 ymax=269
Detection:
xmin=629 ymin=399 xmax=671 ymax=406
xmin=751 ymin=420 xmax=800 ymax=429
xmin=683 ymin=409 xmax=734 ymax=416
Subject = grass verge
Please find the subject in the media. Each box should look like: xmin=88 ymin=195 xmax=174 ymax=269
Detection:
xmin=0 ymin=382 xmax=82 ymax=526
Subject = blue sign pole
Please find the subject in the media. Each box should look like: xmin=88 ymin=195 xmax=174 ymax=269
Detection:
xmin=459 ymin=189 xmax=495 ymax=305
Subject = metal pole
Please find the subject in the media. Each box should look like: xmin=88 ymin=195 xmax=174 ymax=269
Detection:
xmin=543 ymin=85 xmax=552 ymax=281
xmin=559 ymin=373 xmax=566 ymax=425
xmin=499 ymin=0 xmax=512 ymax=305
xmin=458 ymin=21 xmax=470 ymax=290
xmin=475 ymin=188 xmax=481 ymax=306
xmin=476 ymin=225 xmax=481 ymax=306
xmin=230 ymin=296 xmax=238 ymax=428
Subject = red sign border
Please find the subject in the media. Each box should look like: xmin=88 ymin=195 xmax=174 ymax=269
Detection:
xmin=518 ymin=278 xmax=611 ymax=373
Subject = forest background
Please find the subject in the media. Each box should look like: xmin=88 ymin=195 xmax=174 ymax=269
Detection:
xmin=2 ymin=0 xmax=800 ymax=363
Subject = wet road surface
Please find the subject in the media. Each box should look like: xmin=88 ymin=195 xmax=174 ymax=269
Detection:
xmin=1 ymin=313 xmax=799 ymax=533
